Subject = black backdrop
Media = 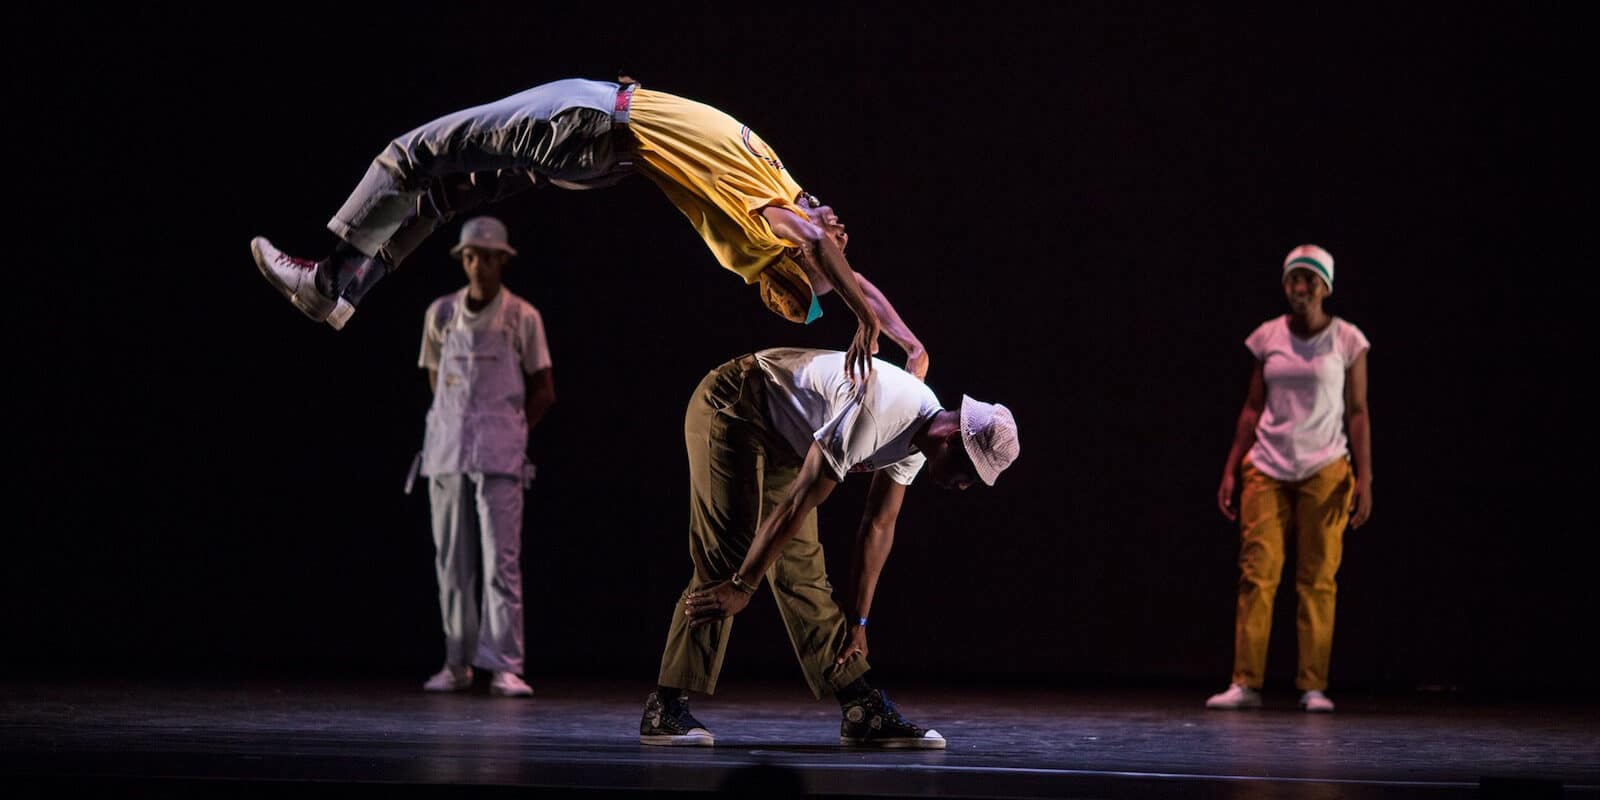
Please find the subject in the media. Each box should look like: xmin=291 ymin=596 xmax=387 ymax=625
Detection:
xmin=8 ymin=4 xmax=1588 ymax=693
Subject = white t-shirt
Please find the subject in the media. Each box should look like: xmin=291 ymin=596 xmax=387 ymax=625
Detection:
xmin=1245 ymin=316 xmax=1370 ymax=482
xmin=418 ymin=287 xmax=552 ymax=375
xmin=752 ymin=348 xmax=943 ymax=485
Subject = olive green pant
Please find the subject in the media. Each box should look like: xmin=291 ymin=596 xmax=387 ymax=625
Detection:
xmin=656 ymin=358 xmax=870 ymax=698
xmin=1232 ymin=456 xmax=1355 ymax=691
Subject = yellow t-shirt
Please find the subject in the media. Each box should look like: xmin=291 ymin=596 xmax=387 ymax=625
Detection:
xmin=628 ymin=89 xmax=812 ymax=286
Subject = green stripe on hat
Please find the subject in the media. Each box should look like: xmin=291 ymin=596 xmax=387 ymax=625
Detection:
xmin=1285 ymin=256 xmax=1332 ymax=285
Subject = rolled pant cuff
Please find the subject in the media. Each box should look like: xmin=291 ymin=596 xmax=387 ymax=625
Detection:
xmin=326 ymin=216 xmax=384 ymax=259
xmin=815 ymin=657 xmax=871 ymax=701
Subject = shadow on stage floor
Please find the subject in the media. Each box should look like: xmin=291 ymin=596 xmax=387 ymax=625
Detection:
xmin=2 ymin=677 xmax=1594 ymax=799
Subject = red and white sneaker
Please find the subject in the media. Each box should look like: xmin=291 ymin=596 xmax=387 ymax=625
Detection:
xmin=251 ymin=236 xmax=337 ymax=323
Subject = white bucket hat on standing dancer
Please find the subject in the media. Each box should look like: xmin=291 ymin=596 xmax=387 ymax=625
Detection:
xmin=450 ymin=216 xmax=519 ymax=258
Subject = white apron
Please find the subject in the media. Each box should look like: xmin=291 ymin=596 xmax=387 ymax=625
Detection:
xmin=421 ymin=296 xmax=528 ymax=477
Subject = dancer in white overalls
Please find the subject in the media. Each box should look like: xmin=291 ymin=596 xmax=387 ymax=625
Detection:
xmin=417 ymin=217 xmax=554 ymax=698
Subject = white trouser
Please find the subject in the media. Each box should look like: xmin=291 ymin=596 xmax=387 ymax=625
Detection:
xmin=429 ymin=473 xmax=525 ymax=674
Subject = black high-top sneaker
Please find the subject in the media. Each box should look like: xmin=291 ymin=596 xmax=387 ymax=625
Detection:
xmin=840 ymin=689 xmax=946 ymax=749
xmin=639 ymin=690 xmax=714 ymax=746
xmin=251 ymin=237 xmax=338 ymax=322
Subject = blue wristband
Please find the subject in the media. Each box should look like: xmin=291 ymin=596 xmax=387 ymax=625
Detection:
xmin=856 ymin=617 xmax=868 ymax=628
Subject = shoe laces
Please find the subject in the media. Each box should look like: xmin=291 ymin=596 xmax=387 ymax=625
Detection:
xmin=274 ymin=250 xmax=318 ymax=272
xmin=871 ymin=692 xmax=913 ymax=727
xmin=664 ymin=695 xmax=703 ymax=728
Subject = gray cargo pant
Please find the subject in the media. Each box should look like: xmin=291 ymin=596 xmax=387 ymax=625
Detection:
xmin=656 ymin=357 xmax=870 ymax=698
xmin=327 ymin=80 xmax=633 ymax=268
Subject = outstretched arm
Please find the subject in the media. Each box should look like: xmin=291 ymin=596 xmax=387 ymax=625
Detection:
xmin=803 ymin=202 xmax=927 ymax=379
xmin=835 ymin=471 xmax=907 ymax=668
xmin=762 ymin=206 xmax=882 ymax=385
xmin=854 ymin=273 xmax=928 ymax=381
xmin=685 ymin=443 xmax=840 ymax=626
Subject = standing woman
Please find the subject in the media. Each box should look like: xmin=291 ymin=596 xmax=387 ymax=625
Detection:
xmin=1207 ymin=245 xmax=1373 ymax=713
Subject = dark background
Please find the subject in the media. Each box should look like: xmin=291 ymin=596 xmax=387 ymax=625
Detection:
xmin=7 ymin=4 xmax=1588 ymax=695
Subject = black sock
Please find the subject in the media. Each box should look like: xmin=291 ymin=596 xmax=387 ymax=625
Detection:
xmin=835 ymin=675 xmax=873 ymax=706
xmin=337 ymin=256 xmax=392 ymax=306
xmin=315 ymin=240 xmax=366 ymax=298
xmin=314 ymin=252 xmax=391 ymax=306
xmin=656 ymin=686 xmax=683 ymax=703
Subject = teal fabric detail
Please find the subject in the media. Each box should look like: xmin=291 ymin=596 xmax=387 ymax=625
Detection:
xmin=1285 ymin=257 xmax=1332 ymax=285
xmin=804 ymin=294 xmax=823 ymax=324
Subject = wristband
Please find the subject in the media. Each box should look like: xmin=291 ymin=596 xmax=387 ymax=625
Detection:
xmin=856 ymin=617 xmax=868 ymax=628
xmin=729 ymin=572 xmax=757 ymax=595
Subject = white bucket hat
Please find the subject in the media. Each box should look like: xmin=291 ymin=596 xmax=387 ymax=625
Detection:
xmin=450 ymin=216 xmax=518 ymax=258
xmin=1282 ymin=244 xmax=1334 ymax=294
xmin=959 ymin=395 xmax=1020 ymax=486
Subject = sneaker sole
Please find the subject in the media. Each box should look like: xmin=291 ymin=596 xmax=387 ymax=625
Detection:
xmin=252 ymin=237 xmax=334 ymax=322
xmin=840 ymin=736 xmax=947 ymax=750
xmin=326 ymin=297 xmax=355 ymax=330
xmin=640 ymin=731 xmax=714 ymax=747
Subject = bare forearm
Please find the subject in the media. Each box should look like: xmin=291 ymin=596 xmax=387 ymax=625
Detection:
xmin=524 ymin=369 xmax=555 ymax=429
xmin=854 ymin=273 xmax=922 ymax=355
xmin=1347 ymin=411 xmax=1372 ymax=483
xmin=812 ymin=237 xmax=879 ymax=328
xmin=1223 ymin=409 xmax=1259 ymax=476
xmin=737 ymin=449 xmax=838 ymax=582
xmin=525 ymin=391 xmax=555 ymax=429
xmin=849 ymin=522 xmax=895 ymax=621
xmin=528 ymin=395 xmax=553 ymax=428
xmin=737 ymin=498 xmax=812 ymax=582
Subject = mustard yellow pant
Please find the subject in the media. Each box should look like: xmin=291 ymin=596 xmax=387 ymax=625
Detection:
xmin=655 ymin=359 xmax=869 ymax=698
xmin=1231 ymin=456 xmax=1355 ymax=691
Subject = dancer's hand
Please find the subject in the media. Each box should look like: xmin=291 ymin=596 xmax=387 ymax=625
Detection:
xmin=847 ymin=318 xmax=881 ymax=391
xmin=903 ymin=345 xmax=930 ymax=382
xmin=1217 ymin=472 xmax=1238 ymax=521
xmin=835 ymin=625 xmax=870 ymax=668
xmin=1349 ymin=480 xmax=1373 ymax=529
xmin=685 ymin=581 xmax=751 ymax=627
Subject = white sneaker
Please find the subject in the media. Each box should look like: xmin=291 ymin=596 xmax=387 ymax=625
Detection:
xmin=251 ymin=236 xmax=336 ymax=322
xmin=489 ymin=671 xmax=534 ymax=698
xmin=1300 ymin=690 xmax=1335 ymax=713
xmin=1205 ymin=683 xmax=1263 ymax=710
xmin=422 ymin=665 xmax=473 ymax=692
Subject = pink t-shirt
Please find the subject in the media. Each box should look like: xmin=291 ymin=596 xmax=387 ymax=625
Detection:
xmin=1245 ymin=316 xmax=1370 ymax=482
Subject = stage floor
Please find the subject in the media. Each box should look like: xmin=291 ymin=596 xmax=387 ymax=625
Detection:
xmin=2 ymin=678 xmax=1595 ymax=798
